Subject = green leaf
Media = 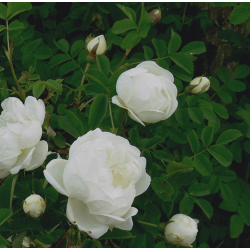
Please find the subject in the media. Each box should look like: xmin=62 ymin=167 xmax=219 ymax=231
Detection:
xmin=208 ymin=145 xmax=233 ymax=167
xmin=239 ymin=205 xmax=250 ymax=226
xmin=0 ymin=175 xmax=18 ymax=209
xmin=151 ymin=177 xmax=174 ymax=201
xmin=14 ymin=183 xmax=31 ymax=200
xmin=32 ymin=179 xmax=45 ymax=198
xmin=85 ymin=69 xmax=109 ymax=87
xmin=168 ymin=33 xmax=181 ymax=55
xmin=170 ymin=65 xmax=193 ymax=82
xmin=99 ymin=228 xmax=134 ymax=240
xmin=10 ymin=217 xmax=42 ymax=232
xmin=53 ymin=132 xmax=66 ymax=148
xmin=230 ymin=215 xmax=244 ymax=238
xmin=96 ymin=55 xmax=110 ymax=77
xmin=166 ymin=161 xmax=193 ymax=175
xmin=220 ymin=183 xmax=233 ymax=201
xmin=138 ymin=8 xmax=151 ymax=38
xmin=181 ymin=41 xmax=206 ymax=55
xmin=152 ymin=150 xmax=175 ymax=162
xmin=0 ymin=209 xmax=12 ymax=226
xmin=85 ymin=82 xmax=109 ymax=96
xmin=26 ymin=38 xmax=43 ymax=53
xmin=59 ymin=61 xmax=78 ymax=76
xmin=6 ymin=2 xmax=32 ymax=20
xmin=0 ymin=25 xmax=6 ymax=32
xmin=0 ymin=3 xmax=7 ymax=20
xmin=121 ymin=30 xmax=140 ymax=49
xmin=201 ymin=126 xmax=214 ymax=148
xmin=45 ymin=79 xmax=62 ymax=93
xmin=234 ymin=64 xmax=250 ymax=79
xmin=143 ymin=45 xmax=153 ymax=60
xmin=33 ymin=81 xmax=45 ymax=98
xmin=54 ymin=39 xmax=69 ymax=53
xmin=152 ymin=38 xmax=167 ymax=58
xmin=45 ymin=187 xmax=58 ymax=202
xmin=218 ymin=89 xmax=232 ymax=104
xmin=129 ymin=128 xmax=139 ymax=147
xmin=88 ymin=94 xmax=108 ymax=130
xmin=194 ymin=154 xmax=213 ymax=176
xmin=195 ymin=199 xmax=213 ymax=219
xmin=230 ymin=6 xmax=250 ymax=24
xmin=179 ymin=193 xmax=194 ymax=215
xmin=216 ymin=129 xmax=242 ymax=145
xmin=145 ymin=136 xmax=164 ymax=149
xmin=218 ymin=169 xmax=236 ymax=182
xmin=227 ymin=80 xmax=246 ymax=92
xmin=219 ymin=199 xmax=239 ymax=212
xmin=171 ymin=53 xmax=194 ymax=74
xmin=70 ymin=40 xmax=85 ymax=58
xmin=211 ymin=101 xmax=229 ymax=119
xmin=49 ymin=54 xmax=71 ymax=68
xmin=0 ymin=235 xmax=6 ymax=248
xmin=111 ymin=19 xmax=137 ymax=34
xmin=188 ymin=183 xmax=210 ymax=196
xmin=9 ymin=20 xmax=24 ymax=30
xmin=12 ymin=231 xmax=27 ymax=248
xmin=217 ymin=67 xmax=230 ymax=83
xmin=116 ymin=4 xmax=136 ymax=22
xmin=169 ymin=127 xmax=187 ymax=144
xmin=188 ymin=107 xmax=204 ymax=124
xmin=187 ymin=130 xmax=200 ymax=154
xmin=59 ymin=110 xmax=84 ymax=138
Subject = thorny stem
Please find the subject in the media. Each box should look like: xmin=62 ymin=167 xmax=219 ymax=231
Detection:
xmin=109 ymin=100 xmax=116 ymax=134
xmin=6 ymin=20 xmax=25 ymax=101
xmin=138 ymin=220 xmax=158 ymax=228
xmin=114 ymin=48 xmax=132 ymax=73
xmin=117 ymin=109 xmax=126 ymax=135
xmin=77 ymin=63 xmax=91 ymax=106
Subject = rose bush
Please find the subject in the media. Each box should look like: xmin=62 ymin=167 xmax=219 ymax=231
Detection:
xmin=112 ymin=61 xmax=178 ymax=125
xmin=44 ymin=128 xmax=151 ymax=239
xmin=0 ymin=96 xmax=48 ymax=178
xmin=164 ymin=214 xmax=199 ymax=247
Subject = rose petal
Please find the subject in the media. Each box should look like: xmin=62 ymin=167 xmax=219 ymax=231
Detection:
xmin=44 ymin=159 xmax=69 ymax=196
xmin=135 ymin=169 xmax=151 ymax=196
xmin=116 ymin=72 xmax=133 ymax=104
xmin=67 ymin=198 xmax=109 ymax=239
xmin=136 ymin=109 xmax=167 ymax=123
xmin=136 ymin=61 xmax=174 ymax=82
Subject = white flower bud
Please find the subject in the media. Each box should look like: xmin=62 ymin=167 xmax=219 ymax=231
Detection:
xmin=164 ymin=214 xmax=199 ymax=247
xmin=23 ymin=194 xmax=46 ymax=218
xmin=86 ymin=35 xmax=107 ymax=56
xmin=189 ymin=76 xmax=210 ymax=95
xmin=47 ymin=126 xmax=56 ymax=138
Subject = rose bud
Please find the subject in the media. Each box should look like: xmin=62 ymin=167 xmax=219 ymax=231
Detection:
xmin=164 ymin=214 xmax=199 ymax=247
xmin=23 ymin=194 xmax=46 ymax=218
xmin=149 ymin=9 xmax=161 ymax=25
xmin=86 ymin=35 xmax=107 ymax=56
xmin=186 ymin=76 xmax=210 ymax=95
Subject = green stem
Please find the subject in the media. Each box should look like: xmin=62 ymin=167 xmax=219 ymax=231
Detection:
xmin=138 ymin=220 xmax=158 ymax=228
xmin=79 ymin=97 xmax=95 ymax=111
xmin=116 ymin=109 xmax=126 ymax=135
xmin=77 ymin=63 xmax=91 ymax=106
xmin=177 ymin=92 xmax=185 ymax=97
xmin=109 ymin=100 xmax=116 ymax=133
xmin=182 ymin=3 xmax=188 ymax=25
xmin=114 ymin=48 xmax=132 ymax=73
xmin=77 ymin=229 xmax=81 ymax=246
xmin=43 ymin=179 xmax=48 ymax=189
xmin=6 ymin=20 xmax=25 ymax=101
xmin=190 ymin=149 xmax=207 ymax=159
xmin=208 ymin=83 xmax=226 ymax=101
xmin=48 ymin=222 xmax=62 ymax=234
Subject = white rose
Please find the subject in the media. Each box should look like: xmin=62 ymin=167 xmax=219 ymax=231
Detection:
xmin=188 ymin=76 xmax=210 ymax=95
xmin=112 ymin=61 xmax=178 ymax=126
xmin=44 ymin=128 xmax=151 ymax=239
xmin=87 ymin=35 xmax=107 ymax=56
xmin=0 ymin=96 xmax=48 ymax=178
xmin=164 ymin=214 xmax=199 ymax=247
xmin=23 ymin=194 xmax=46 ymax=218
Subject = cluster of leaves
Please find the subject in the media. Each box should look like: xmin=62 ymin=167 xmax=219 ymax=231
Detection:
xmin=0 ymin=2 xmax=250 ymax=248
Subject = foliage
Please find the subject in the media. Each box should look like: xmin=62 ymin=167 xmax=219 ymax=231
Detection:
xmin=0 ymin=2 xmax=250 ymax=248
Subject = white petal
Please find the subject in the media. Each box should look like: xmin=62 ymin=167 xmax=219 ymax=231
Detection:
xmin=19 ymin=120 xmax=42 ymax=149
xmin=116 ymin=72 xmax=133 ymax=104
xmin=135 ymin=170 xmax=151 ymax=196
xmin=125 ymin=68 xmax=148 ymax=77
xmin=136 ymin=109 xmax=167 ymax=123
xmin=112 ymin=96 xmax=145 ymax=126
xmin=86 ymin=199 xmax=115 ymax=215
xmin=24 ymin=141 xmax=48 ymax=171
xmin=67 ymin=198 xmax=109 ymax=239
xmin=25 ymin=97 xmax=45 ymax=125
xmin=6 ymin=122 xmax=24 ymax=135
xmin=136 ymin=61 xmax=174 ymax=82
xmin=43 ymin=159 xmax=69 ymax=196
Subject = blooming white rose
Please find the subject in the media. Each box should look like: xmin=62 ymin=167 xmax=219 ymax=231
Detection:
xmin=164 ymin=214 xmax=199 ymax=247
xmin=112 ymin=61 xmax=178 ymax=126
xmin=0 ymin=96 xmax=48 ymax=178
xmin=188 ymin=76 xmax=210 ymax=95
xmin=44 ymin=128 xmax=151 ymax=239
xmin=23 ymin=194 xmax=46 ymax=218
xmin=87 ymin=35 xmax=107 ymax=56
